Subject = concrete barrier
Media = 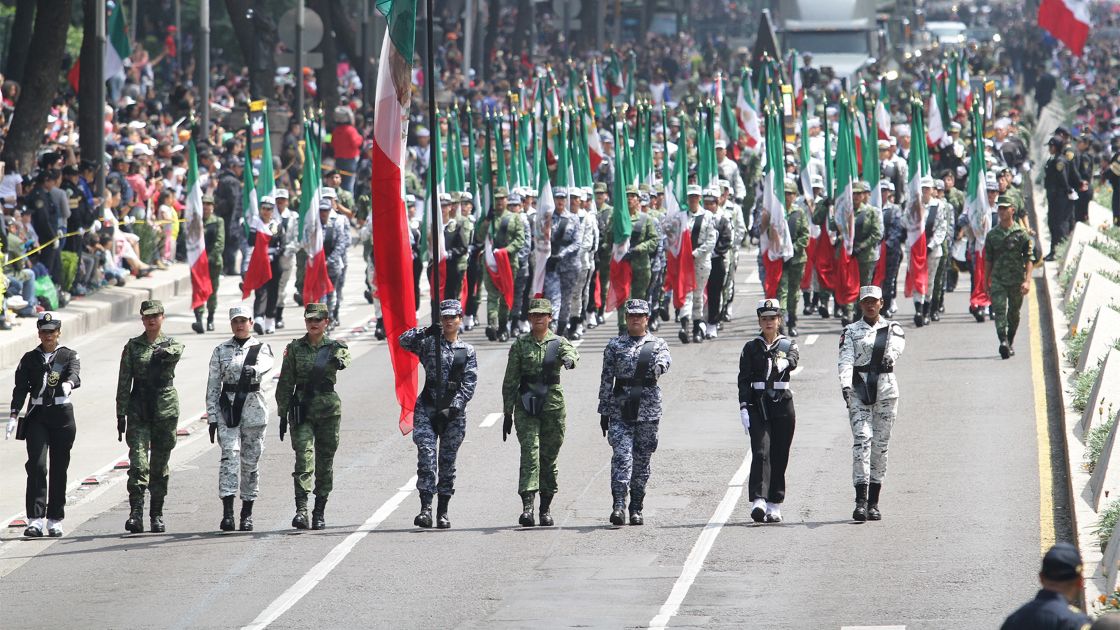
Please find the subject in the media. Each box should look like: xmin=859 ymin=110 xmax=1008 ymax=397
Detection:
xmin=1082 ymin=349 xmax=1120 ymax=437
xmin=1103 ymin=504 xmax=1120 ymax=593
xmin=1079 ymin=307 xmax=1120 ymax=372
xmin=1065 ymin=245 xmax=1120 ymax=303
xmin=1072 ymin=273 xmax=1120 ymax=335
xmin=1089 ymin=360 xmax=1120 ymax=512
xmin=1063 ymin=222 xmax=1112 ymax=271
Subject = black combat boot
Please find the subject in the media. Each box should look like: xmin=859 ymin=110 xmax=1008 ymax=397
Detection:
xmin=818 ymin=295 xmax=831 ymax=319
xmin=999 ymin=340 xmax=1011 ymax=359
xmin=691 ymin=320 xmax=704 ymax=344
xmin=240 ymin=500 xmax=254 ymax=531
xmin=678 ymin=317 xmax=691 ymax=344
xmin=921 ymin=302 xmax=931 ymax=326
xmin=436 ymin=494 xmax=451 ymax=529
xmin=275 ymin=307 xmax=285 ymax=330
xmin=374 ymin=317 xmax=386 ymax=341
xmin=125 ymin=495 xmax=144 ymax=533
xmin=802 ymin=292 xmax=813 ymax=316
xmin=220 ymin=495 xmax=236 ymax=532
xmin=629 ymin=490 xmax=644 ymax=526
xmin=554 ymin=320 xmax=567 ymax=339
xmin=414 ymin=492 xmax=434 ymax=528
xmin=930 ymin=296 xmax=941 ymax=321
xmin=867 ymin=483 xmax=882 ymax=521
xmin=292 ymin=496 xmax=310 ymax=529
xmin=1008 ymin=331 xmax=1018 ymax=356
xmin=192 ymin=311 xmax=205 ymax=334
xmin=485 ymin=326 xmax=497 ymax=341
xmin=852 ymin=484 xmax=869 ymax=522
xmin=839 ymin=304 xmax=851 ymax=327
xmin=567 ymin=317 xmax=582 ymax=340
xmin=787 ymin=312 xmax=799 ymax=338
xmin=206 ymin=313 xmax=215 ymax=332
xmin=311 ymin=496 xmax=328 ymax=530
xmin=609 ymin=498 xmax=626 ymax=526
xmin=149 ymin=496 xmax=165 ymax=533
xmin=538 ymin=493 xmax=555 ymax=527
xmin=913 ymin=302 xmax=924 ymax=328
xmin=518 ymin=492 xmax=536 ymax=527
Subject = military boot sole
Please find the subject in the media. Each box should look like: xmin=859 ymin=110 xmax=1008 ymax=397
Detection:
xmin=518 ymin=512 xmax=535 ymax=527
xmin=292 ymin=514 xmax=310 ymax=530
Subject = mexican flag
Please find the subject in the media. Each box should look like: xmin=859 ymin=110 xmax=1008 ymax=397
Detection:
xmin=67 ymin=1 xmax=131 ymax=92
xmin=663 ymin=123 xmax=695 ymax=310
xmin=300 ymin=121 xmax=334 ymax=305
xmin=716 ymin=73 xmax=739 ymax=156
xmin=829 ymin=102 xmax=860 ymax=305
xmin=904 ymin=101 xmax=931 ymax=298
xmin=184 ymin=141 xmax=212 ymax=310
xmin=1038 ymin=0 xmax=1090 ymax=57
xmin=604 ymin=119 xmax=634 ymax=312
xmin=241 ymin=215 xmax=273 ymax=299
xmin=252 ymin=101 xmax=276 ymax=201
xmin=875 ymin=81 xmax=892 ymax=140
xmin=927 ymin=72 xmax=949 ymax=149
xmin=761 ymin=107 xmax=793 ymax=298
xmin=370 ymin=0 xmax=419 ymax=435
xmin=967 ymin=105 xmax=992 ymax=308
xmin=530 ymin=152 xmax=554 ymax=298
xmin=736 ymin=70 xmax=762 ymax=154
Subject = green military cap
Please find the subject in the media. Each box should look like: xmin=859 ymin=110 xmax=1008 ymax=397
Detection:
xmin=448 ymin=191 xmax=461 ymax=203
xmin=653 ymin=182 xmax=665 ymax=194
xmin=494 ymin=186 xmax=509 ymax=198
xmin=527 ymin=298 xmax=552 ymax=314
xmin=996 ymin=195 xmax=1016 ymax=208
xmin=593 ymin=182 xmax=608 ymax=193
xmin=304 ymin=303 xmax=330 ymax=319
xmin=140 ymin=300 xmax=164 ymax=315
xmin=625 ymin=184 xmax=639 ymax=196
xmin=202 ymin=194 xmax=215 ymax=204
xmin=639 ymin=183 xmax=651 ymax=194
xmin=852 ymin=180 xmax=870 ymax=193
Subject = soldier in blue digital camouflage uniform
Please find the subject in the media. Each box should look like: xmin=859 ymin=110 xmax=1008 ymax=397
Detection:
xmin=543 ymin=187 xmax=583 ymax=338
xmin=399 ymin=299 xmax=478 ymax=529
xmin=598 ymin=298 xmax=672 ymax=526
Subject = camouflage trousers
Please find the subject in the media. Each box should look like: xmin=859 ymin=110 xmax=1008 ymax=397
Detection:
xmin=515 ymin=411 xmax=566 ymax=495
xmin=485 ymin=261 xmax=520 ymax=328
xmin=990 ymin=282 xmax=1024 ymax=344
xmin=193 ymin=260 xmax=222 ymax=318
xmin=544 ymin=265 xmax=581 ymax=324
xmin=412 ymin=408 xmax=466 ymax=496
xmin=848 ymin=397 xmax=898 ymax=486
xmin=597 ymin=256 xmax=611 ymax=310
xmin=291 ymin=413 xmax=341 ymax=499
xmin=217 ymin=423 xmax=266 ymax=501
xmin=914 ymin=250 xmax=941 ymax=303
xmin=777 ymin=261 xmax=805 ymax=318
xmin=931 ymin=242 xmax=950 ymax=304
xmin=607 ymin=419 xmax=660 ymax=505
xmin=616 ymin=266 xmax=652 ymax=324
xmin=568 ymin=267 xmax=594 ymax=321
xmin=126 ymin=415 xmax=178 ymax=501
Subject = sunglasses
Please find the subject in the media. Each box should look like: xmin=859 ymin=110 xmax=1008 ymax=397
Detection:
xmin=306 ymin=317 xmax=327 ymax=323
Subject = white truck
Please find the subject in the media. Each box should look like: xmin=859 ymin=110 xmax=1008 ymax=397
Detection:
xmin=774 ymin=0 xmax=885 ymax=79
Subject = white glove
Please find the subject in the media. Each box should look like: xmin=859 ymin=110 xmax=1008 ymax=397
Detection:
xmin=740 ymin=407 xmax=751 ymax=433
xmin=774 ymin=358 xmax=789 ymax=373
xmin=1012 ymin=174 xmax=1022 ymax=186
xmin=5 ymin=415 xmax=16 ymax=440
xmin=61 ymin=382 xmax=72 ymax=397
xmin=1068 ymin=191 xmax=1079 ymax=200
xmin=1022 ymin=162 xmax=1032 ymax=173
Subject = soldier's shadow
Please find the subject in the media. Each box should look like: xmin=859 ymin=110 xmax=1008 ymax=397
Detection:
xmin=21 ymin=527 xmax=354 ymax=558
xmin=376 ymin=524 xmax=607 ymax=535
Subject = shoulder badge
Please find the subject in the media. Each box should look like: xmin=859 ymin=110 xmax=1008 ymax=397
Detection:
xmin=1056 ymin=161 xmax=1064 ymax=172
xmin=838 ymin=330 xmax=846 ymax=348
xmin=1065 ymin=149 xmax=1075 ymax=160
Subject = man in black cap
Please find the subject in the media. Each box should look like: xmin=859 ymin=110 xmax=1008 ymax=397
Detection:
xmin=215 ymin=156 xmax=244 ymax=274
xmin=1043 ymin=136 xmax=1076 ymax=261
xmin=1001 ymin=542 xmax=1090 ymax=629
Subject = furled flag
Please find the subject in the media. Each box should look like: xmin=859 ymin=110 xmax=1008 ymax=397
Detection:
xmin=760 ymin=107 xmax=794 ymax=298
xmin=251 ymin=100 xmax=276 ymax=200
xmin=68 ymin=1 xmax=132 ymax=92
xmin=830 ymin=101 xmax=860 ymax=306
xmin=241 ymin=213 xmax=273 ymax=299
xmin=370 ymin=0 xmax=419 ymax=434
xmin=300 ymin=120 xmax=334 ymax=305
xmin=530 ymin=147 xmax=555 ymax=298
xmin=904 ymin=100 xmax=931 ymax=298
xmin=736 ymin=69 xmax=763 ymax=154
xmin=663 ymin=123 xmax=695 ymax=310
xmin=926 ymin=72 xmax=949 ymax=149
xmin=875 ymin=80 xmax=892 ymax=141
xmin=605 ymin=119 xmax=634 ymax=312
xmin=184 ymin=140 xmax=212 ymax=310
xmin=1038 ymin=0 xmax=1090 ymax=57
xmin=966 ymin=104 xmax=992 ymax=310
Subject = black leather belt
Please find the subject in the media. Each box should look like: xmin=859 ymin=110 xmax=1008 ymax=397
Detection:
xmin=221 ymin=383 xmax=261 ymax=394
xmin=854 ymin=365 xmax=893 ymax=374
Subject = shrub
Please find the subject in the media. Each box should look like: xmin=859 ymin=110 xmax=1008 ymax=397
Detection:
xmin=1085 ymin=410 xmax=1114 ymax=474
xmin=1066 ymin=328 xmax=1090 ymax=367
xmin=1097 ymin=498 xmax=1120 ymax=553
xmin=1073 ymin=367 xmax=1102 ymax=414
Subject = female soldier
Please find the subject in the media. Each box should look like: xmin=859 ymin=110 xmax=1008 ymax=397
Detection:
xmin=737 ymin=298 xmax=800 ymax=523
xmin=7 ymin=313 xmax=80 ymax=537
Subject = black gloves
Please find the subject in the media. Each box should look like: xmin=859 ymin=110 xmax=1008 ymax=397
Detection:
xmin=842 ymin=387 xmax=852 ymax=405
xmin=117 ymin=415 xmax=126 ymax=442
xmin=562 ymin=357 xmax=576 ymax=370
xmin=600 ymin=415 xmax=609 ymax=437
xmin=622 ymin=249 xmax=635 ymax=262
xmin=280 ymin=417 xmax=288 ymax=441
xmin=425 ymin=323 xmax=440 ymax=337
xmin=208 ymin=423 xmax=217 ymax=444
xmin=502 ymin=412 xmax=513 ymax=442
xmin=546 ymin=257 xmax=559 ymax=272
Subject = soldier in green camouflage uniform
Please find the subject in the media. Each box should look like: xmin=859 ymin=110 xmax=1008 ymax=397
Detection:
xmin=479 ymin=187 xmax=526 ymax=341
xmin=984 ymin=196 xmax=1035 ymax=359
xmin=617 ymin=185 xmax=661 ymax=331
xmin=116 ymin=300 xmax=185 ymax=534
xmin=275 ymin=303 xmax=352 ymax=530
xmin=777 ymin=176 xmax=810 ymax=336
xmin=852 ymin=181 xmax=884 ymax=287
xmin=192 ymin=196 xmax=225 ymax=334
xmin=501 ymin=298 xmax=579 ymax=527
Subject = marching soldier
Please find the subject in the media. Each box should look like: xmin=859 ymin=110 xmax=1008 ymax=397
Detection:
xmin=192 ymin=195 xmax=225 ymax=334
xmin=479 ymin=187 xmax=526 ymax=341
xmin=205 ymin=306 xmax=274 ymax=532
xmin=616 ymin=185 xmax=661 ymax=332
xmin=571 ymin=187 xmax=600 ymax=340
xmin=838 ymin=286 xmax=905 ymax=522
xmin=275 ymin=303 xmax=352 ymax=530
xmin=501 ymin=298 xmax=579 ymax=527
xmin=852 ymin=181 xmax=883 ymax=287
xmin=704 ymin=187 xmax=733 ymax=338
xmin=543 ymin=187 xmax=583 ymax=337
xmin=880 ymin=181 xmax=907 ymax=316
xmin=273 ymin=189 xmax=300 ymax=330
xmin=774 ymin=176 xmax=810 ymax=336
xmin=593 ymin=182 xmax=614 ymax=327
xmin=399 ymin=300 xmax=478 ymax=530
xmin=929 ymin=181 xmax=954 ymax=321
xmin=681 ymin=185 xmax=717 ymax=343
xmin=737 ymin=298 xmax=799 ymax=523
xmin=984 ymin=196 xmax=1036 ymax=359
xmin=598 ymin=299 xmax=672 ymax=526
xmin=8 ymin=313 xmax=80 ymax=538
xmin=116 ymin=300 xmax=185 ymax=534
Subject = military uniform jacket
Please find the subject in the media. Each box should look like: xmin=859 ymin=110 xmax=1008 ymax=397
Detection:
xmin=619 ymin=211 xmax=660 ymax=273
xmin=1000 ymin=590 xmax=1090 ymax=630
xmin=11 ymin=345 xmax=81 ymax=415
xmin=687 ymin=210 xmax=717 ymax=266
xmin=853 ymin=203 xmax=884 ymax=263
xmin=596 ymin=204 xmax=614 ymax=260
xmin=550 ymin=210 xmax=583 ymax=268
xmin=204 ymin=214 xmax=226 ymax=266
xmin=323 ymin=214 xmax=351 ymax=274
xmin=279 ymin=209 xmax=300 ymax=258
xmin=983 ymin=223 xmax=1034 ymax=286
xmin=597 ymin=333 xmax=671 ymax=422
xmin=882 ymin=203 xmax=907 ymax=252
xmin=925 ymin=200 xmax=950 ymax=251
xmin=477 ymin=209 xmax=527 ymax=265
xmin=1044 ymin=154 xmax=1075 ymax=197
xmin=785 ymin=203 xmax=811 ymax=265
xmin=205 ymin=337 xmax=275 ymax=428
xmin=116 ymin=333 xmax=185 ymax=420
xmin=838 ymin=317 xmax=905 ymax=401
xmin=502 ymin=331 xmax=580 ymax=416
xmin=737 ymin=334 xmax=798 ymax=408
xmin=577 ymin=208 xmax=599 ymax=271
xmin=399 ymin=327 xmax=479 ymax=412
xmin=723 ymin=200 xmax=747 ymax=246
xmin=275 ymin=335 xmax=351 ymax=419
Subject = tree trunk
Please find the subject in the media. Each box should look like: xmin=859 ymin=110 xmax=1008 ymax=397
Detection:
xmin=579 ymin=0 xmax=596 ymax=49
xmin=77 ymin=0 xmax=99 ymax=165
xmin=1 ymin=0 xmax=72 ymax=173
xmin=223 ymin=0 xmax=276 ymax=101
xmin=329 ymin=0 xmax=365 ymax=84
xmin=5 ymin=0 xmax=37 ymax=83
xmin=482 ymin=0 xmax=501 ymax=80
xmin=311 ymin=0 xmax=339 ymax=126
xmin=510 ymin=0 xmax=531 ymax=64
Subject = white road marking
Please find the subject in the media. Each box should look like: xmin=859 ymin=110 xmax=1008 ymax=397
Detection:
xmin=790 ymin=366 xmax=804 ymax=377
xmin=648 ymin=456 xmax=751 ymax=629
xmin=479 ymin=412 xmax=502 ymax=428
xmin=242 ymin=475 xmax=418 ymax=630
xmin=840 ymin=626 xmax=906 ymax=629
xmin=805 ymin=334 xmax=819 ymax=345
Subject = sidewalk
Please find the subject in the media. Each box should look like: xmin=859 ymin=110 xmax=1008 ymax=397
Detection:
xmin=1 ymin=264 xmax=191 ymax=368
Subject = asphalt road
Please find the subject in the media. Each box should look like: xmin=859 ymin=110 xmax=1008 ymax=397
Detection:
xmin=0 ymin=247 xmax=1059 ymax=629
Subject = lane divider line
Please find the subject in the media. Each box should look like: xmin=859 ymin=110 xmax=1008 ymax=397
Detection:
xmin=790 ymin=366 xmax=804 ymax=377
xmin=805 ymin=334 xmax=819 ymax=346
xmin=479 ymin=413 xmax=502 ymax=428
xmin=242 ymin=475 xmax=418 ymax=630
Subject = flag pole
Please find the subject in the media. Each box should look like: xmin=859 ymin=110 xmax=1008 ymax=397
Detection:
xmin=424 ymin=0 xmax=443 ymax=389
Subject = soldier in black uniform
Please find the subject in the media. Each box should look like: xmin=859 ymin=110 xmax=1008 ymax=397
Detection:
xmin=27 ymin=171 xmax=62 ymax=285
xmin=1043 ymin=137 xmax=1076 ymax=261
xmin=214 ymin=156 xmax=244 ymax=275
xmin=1073 ymin=135 xmax=1094 ymax=225
xmin=60 ymin=165 xmax=95 ymax=252
xmin=8 ymin=313 xmax=81 ymax=538
xmin=1001 ymin=542 xmax=1091 ymax=630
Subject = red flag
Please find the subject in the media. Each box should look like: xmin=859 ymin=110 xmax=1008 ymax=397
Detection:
xmin=664 ymin=229 xmax=695 ymax=309
xmin=814 ymin=231 xmax=836 ymax=292
xmin=800 ymin=236 xmax=817 ymax=291
xmin=762 ymin=252 xmax=784 ymax=298
xmin=605 ymin=259 xmax=632 ymax=312
xmin=970 ymin=250 xmax=991 ymax=308
xmin=872 ymin=242 xmax=887 ymax=286
xmin=484 ymin=241 xmax=515 ymax=309
xmin=67 ymin=62 xmax=80 ymax=93
xmin=831 ymin=248 xmax=861 ymax=305
xmin=241 ymin=224 xmax=273 ymax=299
xmin=904 ymin=233 xmax=929 ymax=298
xmin=1038 ymin=0 xmax=1090 ymax=57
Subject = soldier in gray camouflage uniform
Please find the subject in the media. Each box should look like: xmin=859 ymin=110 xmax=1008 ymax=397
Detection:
xmin=543 ymin=188 xmax=583 ymax=337
xmin=399 ymin=299 xmax=478 ymax=529
xmin=205 ymin=305 xmax=275 ymax=532
xmin=598 ymin=299 xmax=672 ymax=526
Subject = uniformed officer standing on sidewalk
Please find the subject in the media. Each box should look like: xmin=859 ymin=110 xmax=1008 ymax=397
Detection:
xmin=985 ymin=195 xmax=1036 ymax=360
xmin=276 ymin=303 xmax=351 ymax=530
xmin=502 ymin=298 xmax=579 ymax=527
xmin=598 ymin=299 xmax=672 ymax=526
xmin=838 ymin=286 xmax=905 ymax=522
xmin=116 ymin=300 xmax=185 ymax=534
xmin=1001 ymin=542 xmax=1091 ymax=630
xmin=8 ymin=313 xmax=80 ymax=538
xmin=399 ymin=299 xmax=479 ymax=530
xmin=738 ymin=298 xmax=799 ymax=524
xmin=205 ymin=305 xmax=274 ymax=532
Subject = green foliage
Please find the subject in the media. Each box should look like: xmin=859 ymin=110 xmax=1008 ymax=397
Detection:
xmin=1097 ymin=496 xmax=1120 ymax=553
xmin=1093 ymin=239 xmax=1120 ymax=264
xmin=1065 ymin=290 xmax=1083 ymax=321
xmin=1073 ymin=367 xmax=1102 ymax=414
xmin=133 ymin=222 xmax=158 ymax=264
xmin=1066 ymin=328 xmax=1090 ymax=367
xmin=59 ymin=251 xmax=78 ymax=292
xmin=1058 ymin=249 xmax=1082 ymax=292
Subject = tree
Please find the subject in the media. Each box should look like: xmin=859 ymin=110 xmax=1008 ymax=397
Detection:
xmin=482 ymin=0 xmax=501 ymax=80
xmin=511 ymin=0 xmax=532 ymax=63
xmin=310 ymin=0 xmax=339 ymax=125
xmin=1 ymin=0 xmax=73 ymax=173
xmin=77 ymin=0 xmax=99 ymax=167
xmin=5 ymin=0 xmax=37 ymax=83
xmin=223 ymin=0 xmax=277 ymax=101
